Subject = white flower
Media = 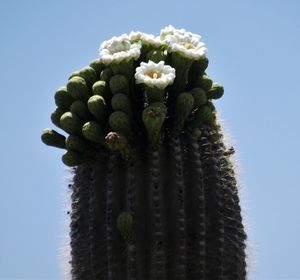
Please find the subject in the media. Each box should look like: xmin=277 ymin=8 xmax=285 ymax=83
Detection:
xmin=99 ymin=34 xmax=142 ymax=65
xmin=128 ymin=31 xmax=165 ymax=48
xmin=165 ymin=33 xmax=207 ymax=59
xmin=135 ymin=60 xmax=176 ymax=89
xmin=160 ymin=25 xmax=201 ymax=41
xmin=128 ymin=31 xmax=143 ymax=42
xmin=141 ymin=33 xmax=165 ymax=47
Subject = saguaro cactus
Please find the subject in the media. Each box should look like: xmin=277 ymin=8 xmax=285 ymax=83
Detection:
xmin=42 ymin=25 xmax=247 ymax=280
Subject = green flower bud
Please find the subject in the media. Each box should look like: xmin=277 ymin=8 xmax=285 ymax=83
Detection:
xmin=109 ymin=75 xmax=129 ymax=95
xmin=190 ymin=87 xmax=207 ymax=108
xmin=174 ymin=92 xmax=194 ymax=131
xmin=70 ymin=100 xmax=91 ymax=121
xmin=68 ymin=71 xmax=80 ymax=80
xmin=198 ymin=75 xmax=213 ymax=91
xmin=92 ymin=80 xmax=109 ymax=99
xmin=62 ymin=150 xmax=84 ymax=167
xmin=82 ymin=121 xmax=105 ymax=144
xmin=65 ymin=135 xmax=86 ymax=153
xmin=78 ymin=66 xmax=98 ymax=88
xmin=206 ymin=83 xmax=224 ymax=99
xmin=145 ymin=49 xmax=167 ymax=63
xmin=41 ymin=128 xmax=66 ymax=149
xmin=89 ymin=59 xmax=105 ymax=77
xmin=192 ymin=75 xmax=213 ymax=91
xmin=109 ymin=111 xmax=132 ymax=138
xmin=111 ymin=93 xmax=132 ymax=115
xmin=100 ymin=68 xmax=113 ymax=81
xmin=60 ymin=112 xmax=82 ymax=135
xmin=105 ymin=132 xmax=127 ymax=151
xmin=66 ymin=76 xmax=90 ymax=101
xmin=188 ymin=56 xmax=209 ymax=81
xmin=117 ymin=212 xmax=135 ymax=244
xmin=191 ymin=106 xmax=213 ymax=129
xmin=51 ymin=107 xmax=65 ymax=128
xmin=142 ymin=102 xmax=167 ymax=148
xmin=87 ymin=95 xmax=106 ymax=124
xmin=54 ymin=86 xmax=74 ymax=110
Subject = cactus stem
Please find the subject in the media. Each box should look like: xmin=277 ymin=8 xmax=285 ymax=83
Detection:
xmin=169 ymin=134 xmax=187 ymax=280
xmin=105 ymin=152 xmax=117 ymax=279
xmin=126 ymin=160 xmax=137 ymax=280
xmin=149 ymin=148 xmax=166 ymax=279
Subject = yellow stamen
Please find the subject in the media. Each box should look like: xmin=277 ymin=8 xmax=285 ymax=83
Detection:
xmin=183 ymin=43 xmax=195 ymax=49
xmin=146 ymin=70 xmax=161 ymax=79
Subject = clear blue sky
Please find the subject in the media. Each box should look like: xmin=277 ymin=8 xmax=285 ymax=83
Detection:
xmin=0 ymin=0 xmax=299 ymax=279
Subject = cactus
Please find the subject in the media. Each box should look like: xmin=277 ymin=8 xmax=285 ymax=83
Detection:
xmin=42 ymin=26 xmax=247 ymax=279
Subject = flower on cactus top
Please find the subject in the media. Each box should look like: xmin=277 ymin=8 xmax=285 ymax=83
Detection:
xmin=165 ymin=33 xmax=207 ymax=60
xmin=128 ymin=31 xmax=143 ymax=42
xmin=160 ymin=25 xmax=201 ymax=41
xmin=99 ymin=34 xmax=142 ymax=65
xmin=128 ymin=31 xmax=165 ymax=48
xmin=135 ymin=60 xmax=175 ymax=89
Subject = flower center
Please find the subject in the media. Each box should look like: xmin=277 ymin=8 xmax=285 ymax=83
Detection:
xmin=146 ymin=70 xmax=162 ymax=79
xmin=109 ymin=40 xmax=131 ymax=54
xmin=183 ymin=43 xmax=195 ymax=49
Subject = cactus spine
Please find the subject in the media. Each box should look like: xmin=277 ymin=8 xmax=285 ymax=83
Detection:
xmin=42 ymin=26 xmax=247 ymax=280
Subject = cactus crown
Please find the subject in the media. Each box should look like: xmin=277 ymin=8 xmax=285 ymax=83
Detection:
xmin=41 ymin=26 xmax=224 ymax=165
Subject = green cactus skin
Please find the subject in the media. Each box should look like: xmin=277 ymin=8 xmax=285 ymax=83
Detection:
xmin=144 ymin=86 xmax=165 ymax=104
xmin=42 ymin=30 xmax=247 ymax=280
xmin=41 ymin=128 xmax=66 ymax=149
xmin=146 ymin=49 xmax=167 ymax=63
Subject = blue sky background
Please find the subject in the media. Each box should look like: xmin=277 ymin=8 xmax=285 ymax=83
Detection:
xmin=0 ymin=0 xmax=299 ymax=279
